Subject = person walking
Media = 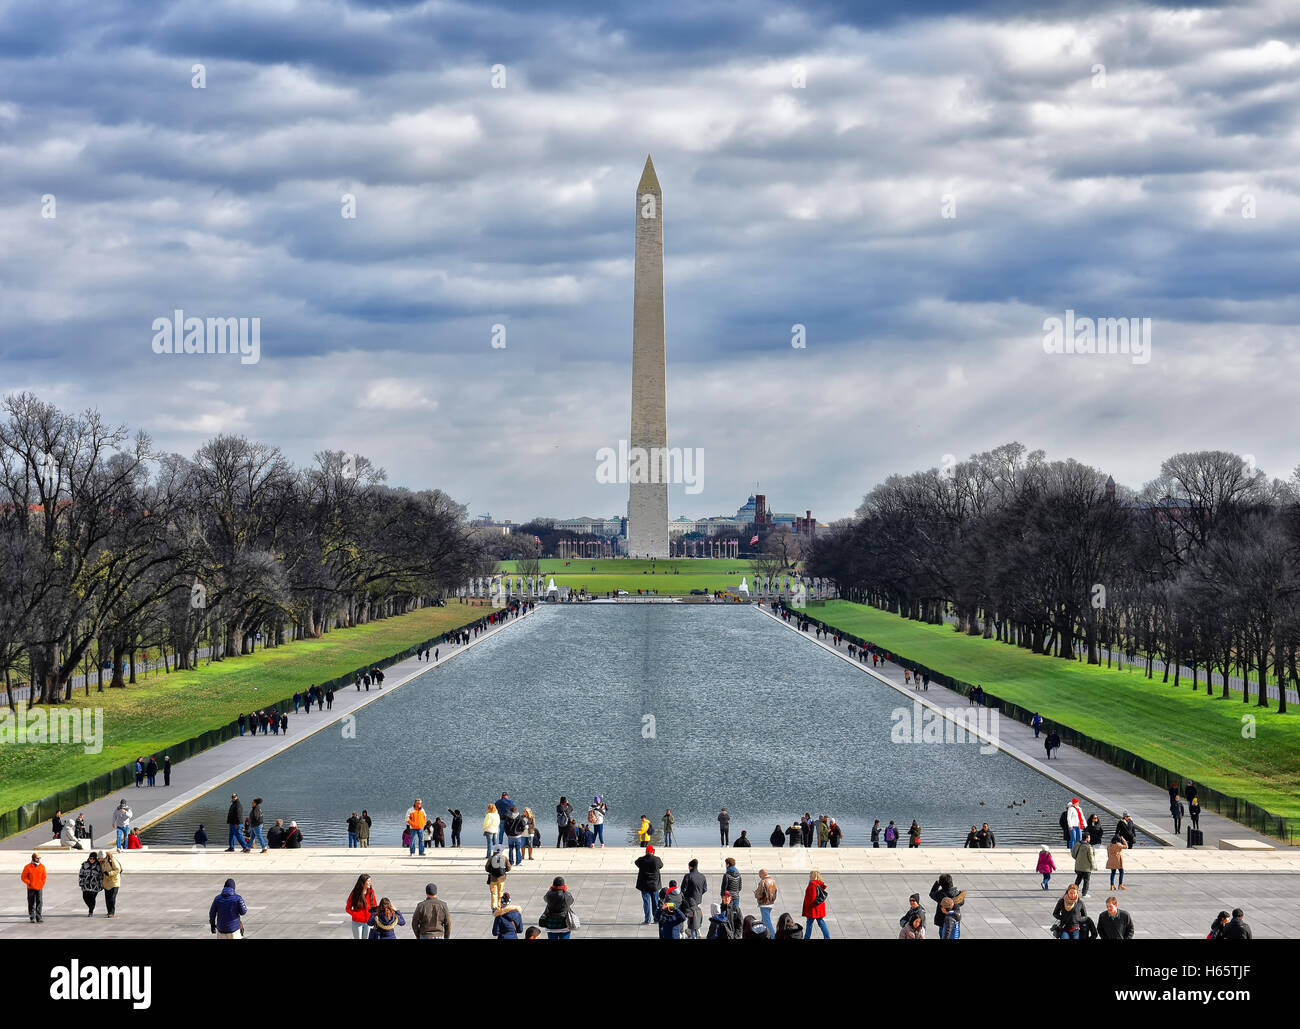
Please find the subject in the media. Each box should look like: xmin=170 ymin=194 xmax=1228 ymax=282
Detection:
xmin=113 ymin=801 xmax=133 ymax=852
xmin=209 ymin=878 xmax=247 ymax=938
xmin=486 ymin=846 xmax=511 ymax=910
xmin=1032 ymin=712 xmax=1043 ymax=738
xmin=481 ymin=804 xmax=500 ymax=857
xmin=345 ymin=874 xmax=377 ymax=940
xmin=1053 ymin=883 xmax=1087 ymax=939
xmin=100 ymin=850 xmax=122 ymax=917
xmin=1107 ymin=835 xmax=1128 ymax=890
xmin=162 ymin=755 xmax=172 ymax=787
xmin=1072 ymin=835 xmax=1096 ymax=897
xmin=754 ymin=868 xmax=778 ymax=937
xmin=412 ymin=882 xmax=452 ymax=939
xmin=21 ymin=853 xmax=45 ymax=923
xmin=1098 ymin=895 xmax=1135 ymax=938
xmin=1037 ymin=846 xmax=1057 ymax=890
xmin=1064 ymin=798 xmax=1086 ymax=849
xmin=1170 ymin=795 xmax=1185 ymax=835
xmin=367 ymin=897 xmax=406 ymax=939
xmin=718 ymin=807 xmax=731 ymax=846
xmin=225 ymin=794 xmax=249 ymax=853
xmin=802 ymin=871 xmax=830 ymax=939
xmin=248 ymin=798 xmax=267 ymax=853
xmin=78 ymin=852 xmax=103 ymax=916
xmin=635 ymin=845 xmax=664 ymax=925
xmin=662 ymin=809 xmax=675 ymax=847
xmin=492 ymin=892 xmax=524 ymax=939
xmin=540 ymin=876 xmax=577 ymax=939
xmin=681 ymin=858 xmax=708 ymax=939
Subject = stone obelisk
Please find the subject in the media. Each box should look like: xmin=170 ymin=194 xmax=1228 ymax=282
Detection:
xmin=627 ymin=155 xmax=669 ymax=558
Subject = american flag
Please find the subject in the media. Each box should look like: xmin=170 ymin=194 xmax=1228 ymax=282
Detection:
xmin=750 ymin=534 xmax=759 ymax=546
xmin=533 ymin=535 xmax=542 ymax=545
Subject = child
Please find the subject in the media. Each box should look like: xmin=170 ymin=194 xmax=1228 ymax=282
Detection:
xmin=939 ymin=893 xmax=965 ymax=939
xmin=1036 ymin=845 xmax=1056 ymax=890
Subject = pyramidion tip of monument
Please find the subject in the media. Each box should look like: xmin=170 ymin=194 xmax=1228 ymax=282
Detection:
xmin=638 ymin=154 xmax=660 ymax=193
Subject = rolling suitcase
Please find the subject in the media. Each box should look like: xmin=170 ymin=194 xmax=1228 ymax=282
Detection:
xmin=1186 ymin=828 xmax=1204 ymax=847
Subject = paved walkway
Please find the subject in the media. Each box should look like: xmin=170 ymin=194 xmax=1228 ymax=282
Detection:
xmin=756 ymin=606 xmax=1291 ymax=849
xmin=2 ymin=856 xmax=1288 ymax=939
xmin=1 ymin=607 xmax=535 ymax=852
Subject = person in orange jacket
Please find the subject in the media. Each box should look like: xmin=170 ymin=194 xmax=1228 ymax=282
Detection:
xmin=21 ymin=853 xmax=46 ymax=923
xmin=407 ymin=799 xmax=429 ymax=856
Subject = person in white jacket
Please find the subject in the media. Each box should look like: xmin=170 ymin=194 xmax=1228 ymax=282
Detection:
xmin=1064 ymin=798 xmax=1085 ymax=849
xmin=112 ymin=802 xmax=133 ymax=852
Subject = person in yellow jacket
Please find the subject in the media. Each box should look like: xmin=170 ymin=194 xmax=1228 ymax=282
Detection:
xmin=100 ymin=850 xmax=123 ymax=917
xmin=482 ymin=804 xmax=501 ymax=857
xmin=637 ymin=815 xmax=653 ymax=846
xmin=406 ymin=799 xmax=429 ymax=856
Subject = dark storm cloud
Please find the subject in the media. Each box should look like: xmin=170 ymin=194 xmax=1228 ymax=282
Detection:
xmin=2 ymin=0 xmax=1299 ymax=521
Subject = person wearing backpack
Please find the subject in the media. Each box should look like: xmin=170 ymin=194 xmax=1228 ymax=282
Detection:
xmin=754 ymin=868 xmax=778 ymax=937
xmin=884 ymin=820 xmax=898 ymax=848
xmin=505 ymin=811 xmax=528 ymax=864
xmin=588 ymin=796 xmax=608 ymax=847
xmin=704 ymin=903 xmax=733 ymax=940
xmin=486 ymin=846 xmax=511 ymax=910
xmin=802 ymin=871 xmax=829 ymax=939
xmin=555 ymin=797 xmax=573 ymax=847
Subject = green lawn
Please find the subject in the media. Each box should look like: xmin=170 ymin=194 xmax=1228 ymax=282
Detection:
xmin=0 ymin=603 xmax=492 ymax=815
xmin=808 ymin=601 xmax=1300 ymax=823
xmin=497 ymin=557 xmax=772 ymax=595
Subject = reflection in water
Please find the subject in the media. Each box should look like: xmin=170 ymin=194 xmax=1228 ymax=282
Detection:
xmin=143 ymin=604 xmax=1146 ymax=847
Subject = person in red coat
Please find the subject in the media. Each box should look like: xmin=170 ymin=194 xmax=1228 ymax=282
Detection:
xmin=802 ymin=871 xmax=830 ymax=939
xmin=345 ymin=874 xmax=378 ymax=941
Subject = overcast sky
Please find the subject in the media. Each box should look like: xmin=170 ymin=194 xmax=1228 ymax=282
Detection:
xmin=3 ymin=0 xmax=1298 ymax=522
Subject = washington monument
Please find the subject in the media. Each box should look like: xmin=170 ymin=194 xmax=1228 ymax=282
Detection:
xmin=627 ymin=155 xmax=670 ymax=558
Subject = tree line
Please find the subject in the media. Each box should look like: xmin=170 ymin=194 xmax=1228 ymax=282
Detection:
xmin=808 ymin=443 xmax=1300 ymax=714
xmin=0 ymin=393 xmax=488 ymax=707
